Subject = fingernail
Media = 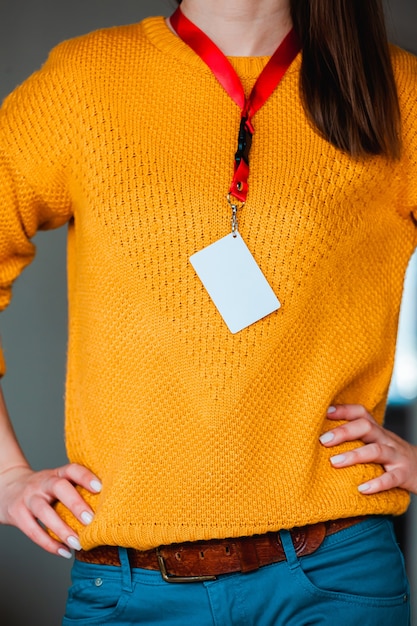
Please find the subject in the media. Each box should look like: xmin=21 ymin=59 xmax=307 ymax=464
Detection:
xmin=330 ymin=454 xmax=346 ymax=465
xmin=90 ymin=480 xmax=102 ymax=492
xmin=327 ymin=406 xmax=337 ymax=414
xmin=319 ymin=431 xmax=335 ymax=444
xmin=81 ymin=511 xmax=94 ymax=525
xmin=58 ymin=548 xmax=73 ymax=559
xmin=67 ymin=536 xmax=82 ymax=551
xmin=358 ymin=483 xmax=370 ymax=493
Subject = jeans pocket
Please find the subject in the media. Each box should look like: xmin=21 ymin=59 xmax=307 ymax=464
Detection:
xmin=62 ymin=562 xmax=131 ymax=625
xmin=295 ymin=517 xmax=410 ymax=609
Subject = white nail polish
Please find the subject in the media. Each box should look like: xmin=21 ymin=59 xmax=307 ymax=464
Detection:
xmin=319 ymin=432 xmax=335 ymax=444
xmin=330 ymin=454 xmax=346 ymax=465
xmin=358 ymin=483 xmax=370 ymax=493
xmin=90 ymin=480 xmax=102 ymax=493
xmin=81 ymin=511 xmax=94 ymax=525
xmin=67 ymin=536 xmax=82 ymax=551
xmin=58 ymin=548 xmax=73 ymax=559
xmin=327 ymin=406 xmax=337 ymax=414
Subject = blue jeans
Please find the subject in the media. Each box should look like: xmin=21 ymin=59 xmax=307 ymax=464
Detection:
xmin=62 ymin=516 xmax=410 ymax=625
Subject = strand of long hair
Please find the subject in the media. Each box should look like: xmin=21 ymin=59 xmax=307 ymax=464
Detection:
xmin=290 ymin=0 xmax=401 ymax=159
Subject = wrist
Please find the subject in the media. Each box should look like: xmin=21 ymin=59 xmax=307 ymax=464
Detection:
xmin=0 ymin=462 xmax=32 ymax=480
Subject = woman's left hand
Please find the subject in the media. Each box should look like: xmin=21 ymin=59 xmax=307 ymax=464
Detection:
xmin=319 ymin=404 xmax=417 ymax=495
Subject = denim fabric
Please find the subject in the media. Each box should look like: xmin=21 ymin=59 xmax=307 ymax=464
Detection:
xmin=62 ymin=516 xmax=410 ymax=625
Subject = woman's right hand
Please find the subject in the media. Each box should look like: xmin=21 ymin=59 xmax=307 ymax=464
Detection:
xmin=0 ymin=462 xmax=101 ymax=558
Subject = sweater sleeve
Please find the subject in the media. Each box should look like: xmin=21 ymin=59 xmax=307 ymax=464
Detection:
xmin=404 ymin=75 xmax=417 ymax=229
xmin=0 ymin=46 xmax=76 ymax=375
xmin=395 ymin=48 xmax=417 ymax=231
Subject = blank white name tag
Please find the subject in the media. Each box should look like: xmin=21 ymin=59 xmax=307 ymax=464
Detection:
xmin=190 ymin=232 xmax=281 ymax=333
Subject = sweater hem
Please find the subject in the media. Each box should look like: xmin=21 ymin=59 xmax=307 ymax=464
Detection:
xmin=76 ymin=497 xmax=410 ymax=551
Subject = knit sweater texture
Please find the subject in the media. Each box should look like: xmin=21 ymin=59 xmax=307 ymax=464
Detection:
xmin=0 ymin=17 xmax=417 ymax=550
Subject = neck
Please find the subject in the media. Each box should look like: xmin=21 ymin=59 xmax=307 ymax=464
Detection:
xmin=172 ymin=0 xmax=292 ymax=56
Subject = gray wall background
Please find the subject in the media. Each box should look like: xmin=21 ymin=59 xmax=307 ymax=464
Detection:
xmin=0 ymin=1 xmax=416 ymax=624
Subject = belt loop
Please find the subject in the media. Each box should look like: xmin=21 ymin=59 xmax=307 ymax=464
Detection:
xmin=118 ymin=547 xmax=133 ymax=592
xmin=278 ymin=530 xmax=299 ymax=571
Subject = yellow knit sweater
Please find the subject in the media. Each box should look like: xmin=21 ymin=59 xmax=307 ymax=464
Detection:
xmin=1 ymin=17 xmax=417 ymax=550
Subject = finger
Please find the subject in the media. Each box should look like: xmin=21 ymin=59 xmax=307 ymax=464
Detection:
xmin=56 ymin=463 xmax=102 ymax=494
xmin=29 ymin=494 xmax=83 ymax=551
xmin=51 ymin=463 xmax=101 ymax=525
xmin=14 ymin=505 xmax=73 ymax=559
xmin=326 ymin=404 xmax=376 ymax=422
xmin=357 ymin=468 xmax=406 ymax=495
xmin=43 ymin=474 xmax=96 ymax=526
xmin=329 ymin=442 xmax=401 ymax=469
xmin=320 ymin=417 xmax=383 ymax=447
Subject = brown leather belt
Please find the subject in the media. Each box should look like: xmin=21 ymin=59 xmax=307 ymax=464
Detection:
xmin=76 ymin=516 xmax=367 ymax=583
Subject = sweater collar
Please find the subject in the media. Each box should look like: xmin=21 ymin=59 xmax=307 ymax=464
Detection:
xmin=140 ymin=16 xmax=301 ymax=79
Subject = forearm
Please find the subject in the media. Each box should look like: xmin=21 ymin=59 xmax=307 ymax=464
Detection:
xmin=0 ymin=382 xmax=101 ymax=556
xmin=0 ymin=384 xmax=30 ymax=475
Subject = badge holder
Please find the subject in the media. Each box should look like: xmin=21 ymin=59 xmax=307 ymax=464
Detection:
xmin=190 ymin=196 xmax=280 ymax=334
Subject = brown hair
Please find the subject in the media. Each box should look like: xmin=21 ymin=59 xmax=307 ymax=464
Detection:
xmin=174 ymin=0 xmax=401 ymax=159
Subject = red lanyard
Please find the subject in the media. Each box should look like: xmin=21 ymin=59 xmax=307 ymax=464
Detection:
xmin=170 ymin=7 xmax=300 ymax=204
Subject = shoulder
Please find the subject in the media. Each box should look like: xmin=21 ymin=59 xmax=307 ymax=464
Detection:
xmin=390 ymin=46 xmax=417 ymax=94
xmin=44 ymin=16 xmax=163 ymax=73
xmin=1 ymin=17 xmax=164 ymax=112
xmin=390 ymin=46 xmax=417 ymax=148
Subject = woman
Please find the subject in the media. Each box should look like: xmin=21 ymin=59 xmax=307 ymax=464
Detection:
xmin=0 ymin=0 xmax=416 ymax=623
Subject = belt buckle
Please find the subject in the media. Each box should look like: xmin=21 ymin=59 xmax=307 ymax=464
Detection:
xmin=156 ymin=548 xmax=217 ymax=583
